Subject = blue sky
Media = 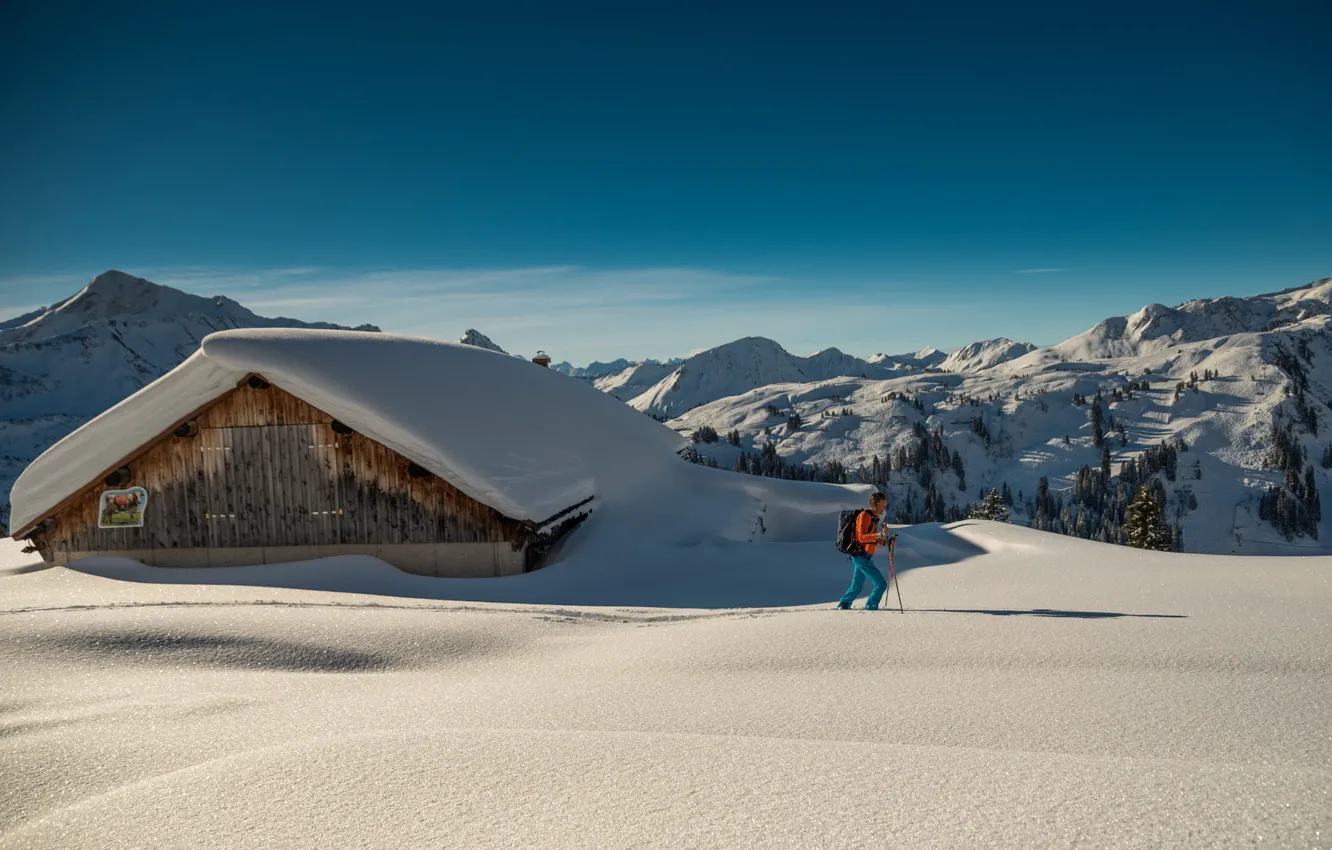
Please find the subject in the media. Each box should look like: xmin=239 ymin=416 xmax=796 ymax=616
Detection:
xmin=2 ymin=1 xmax=1328 ymax=364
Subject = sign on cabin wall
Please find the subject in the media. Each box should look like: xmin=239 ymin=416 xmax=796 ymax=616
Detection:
xmin=98 ymin=487 xmax=148 ymax=529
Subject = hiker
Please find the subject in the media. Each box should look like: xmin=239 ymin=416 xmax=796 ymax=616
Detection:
xmin=837 ymin=492 xmax=897 ymax=610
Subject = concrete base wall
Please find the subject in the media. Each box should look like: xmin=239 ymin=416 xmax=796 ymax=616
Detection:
xmin=51 ymin=542 xmax=527 ymax=578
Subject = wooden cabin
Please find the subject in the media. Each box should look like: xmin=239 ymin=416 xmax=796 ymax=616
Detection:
xmin=14 ymin=373 xmax=591 ymax=577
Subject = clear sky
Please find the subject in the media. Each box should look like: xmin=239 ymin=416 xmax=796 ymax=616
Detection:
xmin=2 ymin=0 xmax=1328 ymax=364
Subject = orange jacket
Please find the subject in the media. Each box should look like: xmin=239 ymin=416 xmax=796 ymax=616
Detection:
xmin=856 ymin=510 xmax=883 ymax=556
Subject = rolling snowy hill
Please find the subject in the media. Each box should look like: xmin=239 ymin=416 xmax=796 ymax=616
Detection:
xmin=3 ymin=518 xmax=1329 ymax=848
xmin=0 ymin=271 xmax=377 ymax=531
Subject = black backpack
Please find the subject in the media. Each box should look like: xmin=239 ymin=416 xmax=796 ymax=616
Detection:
xmin=835 ymin=509 xmax=874 ymax=555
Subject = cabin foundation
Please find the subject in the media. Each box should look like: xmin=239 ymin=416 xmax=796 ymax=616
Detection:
xmin=47 ymin=541 xmax=526 ymax=576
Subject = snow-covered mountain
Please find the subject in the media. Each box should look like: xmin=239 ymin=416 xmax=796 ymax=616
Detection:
xmin=625 ymin=337 xmax=922 ymax=419
xmin=0 ymin=270 xmax=378 ymax=531
xmin=1002 ymin=279 xmax=1332 ymax=371
xmin=938 ymin=338 xmax=1038 ymax=373
xmin=458 ymin=328 xmax=508 ymax=353
xmin=551 ymin=358 xmax=633 ymax=378
xmin=669 ymin=278 xmax=1332 ymax=555
xmin=9 ymin=268 xmax=1332 ymax=555
xmin=867 ymin=347 xmax=947 ymax=371
xmin=594 ymin=360 xmax=683 ymax=400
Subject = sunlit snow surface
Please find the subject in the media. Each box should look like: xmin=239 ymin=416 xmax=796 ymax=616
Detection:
xmin=2 ymin=524 xmax=1329 ymax=849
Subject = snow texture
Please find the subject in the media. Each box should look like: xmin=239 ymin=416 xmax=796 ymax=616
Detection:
xmin=10 ymin=329 xmax=689 ymax=533
xmin=2 ymin=523 xmax=1329 ymax=849
xmin=0 ymin=271 xmax=377 ymax=530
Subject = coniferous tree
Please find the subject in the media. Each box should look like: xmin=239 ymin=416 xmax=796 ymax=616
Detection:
xmin=1124 ymin=486 xmax=1172 ymax=551
xmin=786 ymin=412 xmax=803 ymax=433
xmin=691 ymin=425 xmax=719 ymax=444
xmin=968 ymin=488 xmax=1010 ymax=522
xmin=1101 ymin=445 xmax=1112 ymax=481
xmin=1090 ymin=400 xmax=1105 ymax=448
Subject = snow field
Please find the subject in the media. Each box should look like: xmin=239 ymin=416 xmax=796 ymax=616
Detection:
xmin=2 ymin=525 xmax=1330 ymax=848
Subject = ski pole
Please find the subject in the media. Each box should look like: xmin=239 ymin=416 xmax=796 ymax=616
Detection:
xmin=888 ymin=539 xmax=904 ymax=613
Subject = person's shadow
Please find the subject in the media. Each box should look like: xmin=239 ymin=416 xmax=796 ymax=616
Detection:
xmin=910 ymin=607 xmax=1186 ymax=619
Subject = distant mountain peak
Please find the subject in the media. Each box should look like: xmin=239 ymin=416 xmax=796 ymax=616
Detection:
xmin=458 ymin=329 xmax=508 ymax=354
xmin=0 ymin=270 xmax=383 ymax=527
xmin=52 ymin=270 xmax=163 ymax=317
xmin=939 ymin=338 xmax=1038 ymax=373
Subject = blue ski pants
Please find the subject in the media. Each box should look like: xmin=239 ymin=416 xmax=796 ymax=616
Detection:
xmin=840 ymin=555 xmax=889 ymax=610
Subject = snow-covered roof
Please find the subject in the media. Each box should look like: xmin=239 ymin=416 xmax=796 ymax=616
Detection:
xmin=11 ymin=329 xmax=688 ymax=534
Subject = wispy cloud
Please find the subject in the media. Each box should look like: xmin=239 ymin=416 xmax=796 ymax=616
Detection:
xmin=130 ymin=265 xmax=797 ymax=361
xmin=0 ymin=263 xmax=952 ymax=364
xmin=1015 ymin=267 xmax=1070 ymax=274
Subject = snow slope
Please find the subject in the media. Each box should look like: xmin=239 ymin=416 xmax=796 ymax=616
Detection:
xmin=11 ymin=328 xmax=689 ymax=533
xmin=938 ymin=337 xmax=1037 ymax=372
xmin=0 ymin=271 xmax=378 ymax=532
xmin=593 ymin=359 xmax=681 ymax=401
xmin=2 ymin=523 xmax=1329 ymax=849
xmin=627 ymin=337 xmax=914 ymax=419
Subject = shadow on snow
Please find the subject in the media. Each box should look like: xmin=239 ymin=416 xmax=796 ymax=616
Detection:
xmin=911 ymin=607 xmax=1187 ymax=619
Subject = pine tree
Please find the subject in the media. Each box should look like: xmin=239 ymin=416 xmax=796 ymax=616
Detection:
xmin=1124 ymin=486 xmax=1172 ymax=551
xmin=1100 ymin=445 xmax=1111 ymax=481
xmin=691 ymin=425 xmax=719 ymax=444
xmin=968 ymin=488 xmax=1010 ymax=522
xmin=1090 ymin=401 xmax=1105 ymax=448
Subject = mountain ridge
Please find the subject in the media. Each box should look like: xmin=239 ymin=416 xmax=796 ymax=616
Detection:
xmin=0 ymin=270 xmax=379 ymax=531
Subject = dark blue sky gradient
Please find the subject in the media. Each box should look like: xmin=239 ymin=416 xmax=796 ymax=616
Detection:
xmin=1 ymin=1 xmax=1328 ymax=359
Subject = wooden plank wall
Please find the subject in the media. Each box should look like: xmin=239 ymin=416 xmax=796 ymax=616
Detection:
xmin=42 ymin=382 xmax=525 ymax=558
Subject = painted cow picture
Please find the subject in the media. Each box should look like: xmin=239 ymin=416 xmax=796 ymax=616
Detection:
xmin=98 ymin=487 xmax=149 ymax=529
